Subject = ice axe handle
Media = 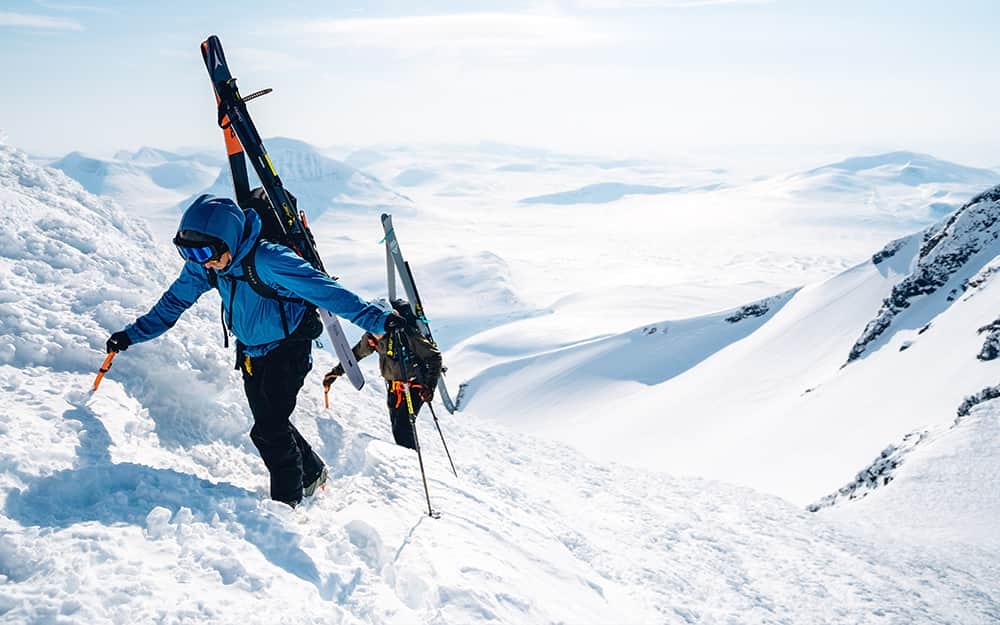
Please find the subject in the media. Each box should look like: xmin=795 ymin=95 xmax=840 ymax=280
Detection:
xmin=92 ymin=352 xmax=116 ymax=392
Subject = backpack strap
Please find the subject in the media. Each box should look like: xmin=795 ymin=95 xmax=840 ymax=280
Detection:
xmin=207 ymin=241 xmax=313 ymax=345
xmin=239 ymin=241 xmax=309 ymax=338
xmin=204 ymin=269 xmax=230 ymax=348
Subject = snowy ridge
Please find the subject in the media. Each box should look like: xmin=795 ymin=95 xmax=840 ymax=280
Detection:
xmin=113 ymin=146 xmax=222 ymax=169
xmin=723 ymin=291 xmax=791 ymax=323
xmin=813 ymin=391 xmax=1000 ymax=538
xmin=821 ymin=395 xmax=1000 ymax=551
xmin=802 ymin=151 xmax=998 ymax=187
xmin=847 ymin=184 xmax=1000 ymax=363
xmin=956 ymin=383 xmax=1000 ymax=418
xmin=870 ymin=234 xmax=910 ymax=265
xmin=0 ymin=143 xmax=249 ymax=443
xmin=808 ymin=428 xmax=933 ymax=512
xmin=452 ymin=289 xmax=798 ymax=427
xmin=763 ymin=151 xmax=996 ymax=230
xmin=0 ymin=143 xmax=162 ymax=372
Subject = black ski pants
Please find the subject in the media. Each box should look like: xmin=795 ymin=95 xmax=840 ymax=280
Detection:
xmin=386 ymin=385 xmax=423 ymax=451
xmin=242 ymin=339 xmax=324 ymax=505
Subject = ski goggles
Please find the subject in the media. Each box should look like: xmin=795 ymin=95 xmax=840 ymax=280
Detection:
xmin=173 ymin=231 xmax=227 ymax=263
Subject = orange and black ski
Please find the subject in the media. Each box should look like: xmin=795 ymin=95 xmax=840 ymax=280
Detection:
xmin=199 ymin=35 xmax=366 ymax=390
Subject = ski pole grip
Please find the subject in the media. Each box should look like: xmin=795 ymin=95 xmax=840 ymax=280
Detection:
xmin=92 ymin=352 xmax=116 ymax=392
xmin=324 ymin=386 xmax=330 ymax=410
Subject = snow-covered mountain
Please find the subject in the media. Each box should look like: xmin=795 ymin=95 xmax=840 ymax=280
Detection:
xmin=52 ymin=148 xmax=220 ymax=201
xmin=197 ymin=137 xmax=413 ymax=220
xmin=50 ymin=148 xmax=222 ymax=240
xmin=112 ymin=146 xmax=222 ymax=169
xmin=3 ymin=136 xmax=998 ymax=623
xmin=52 ymin=139 xmax=413 ymax=242
xmin=458 ymin=185 xmax=1000 ymax=506
xmin=765 ymin=151 xmax=998 ymax=227
xmin=804 ymin=151 xmax=998 ymax=187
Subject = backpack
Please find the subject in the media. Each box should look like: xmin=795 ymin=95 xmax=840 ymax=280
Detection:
xmin=209 ymin=187 xmax=323 ymax=345
xmin=390 ymin=298 xmax=421 ymax=330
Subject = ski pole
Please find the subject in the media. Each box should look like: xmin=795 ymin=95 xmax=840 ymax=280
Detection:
xmin=92 ymin=352 xmax=116 ymax=392
xmin=426 ymin=403 xmax=457 ymax=478
xmin=393 ymin=330 xmax=439 ymax=518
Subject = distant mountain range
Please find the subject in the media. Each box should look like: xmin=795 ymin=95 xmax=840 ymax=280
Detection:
xmin=51 ymin=149 xmax=219 ymax=200
xmin=197 ymin=137 xmax=411 ymax=217
xmin=49 ymin=138 xmax=415 ymax=240
xmin=776 ymin=150 xmax=998 ymax=196
xmin=512 ymin=151 xmax=998 ymax=214
xmin=805 ymin=151 xmax=998 ymax=186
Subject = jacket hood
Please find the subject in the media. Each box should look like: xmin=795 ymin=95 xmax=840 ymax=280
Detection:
xmin=178 ymin=194 xmax=261 ymax=269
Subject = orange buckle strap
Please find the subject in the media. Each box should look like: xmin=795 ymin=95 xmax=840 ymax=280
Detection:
xmin=391 ymin=381 xmax=405 ymax=408
xmin=389 ymin=380 xmax=421 ymax=408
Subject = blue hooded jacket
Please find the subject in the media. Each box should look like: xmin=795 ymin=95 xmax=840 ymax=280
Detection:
xmin=125 ymin=195 xmax=391 ymax=357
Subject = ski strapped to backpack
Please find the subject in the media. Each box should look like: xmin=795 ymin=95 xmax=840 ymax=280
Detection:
xmin=200 ymin=34 xmax=365 ymax=390
xmin=381 ymin=213 xmax=458 ymax=412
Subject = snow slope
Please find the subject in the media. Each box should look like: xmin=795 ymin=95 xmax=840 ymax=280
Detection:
xmin=2 ymin=133 xmax=998 ymax=623
xmin=817 ymin=392 xmax=1000 ymax=550
xmin=460 ymin=187 xmax=1000 ymax=505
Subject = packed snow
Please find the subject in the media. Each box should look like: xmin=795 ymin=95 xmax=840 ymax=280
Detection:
xmin=1 ymin=134 xmax=998 ymax=624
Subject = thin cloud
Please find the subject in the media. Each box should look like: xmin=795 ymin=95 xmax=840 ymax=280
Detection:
xmin=0 ymin=12 xmax=83 ymax=30
xmin=301 ymin=13 xmax=609 ymax=50
xmin=33 ymin=1 xmax=114 ymax=14
xmin=578 ymin=0 xmax=772 ymax=7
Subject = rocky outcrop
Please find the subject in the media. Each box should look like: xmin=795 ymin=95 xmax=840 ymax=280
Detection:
xmin=847 ymin=185 xmax=1000 ymax=363
xmin=807 ymin=430 xmax=930 ymax=512
xmin=977 ymin=318 xmax=1000 ymax=361
xmin=810 ymin=385 xmax=1000 ymax=511
xmin=871 ymin=237 xmax=908 ymax=265
xmin=956 ymin=384 xmax=1000 ymax=419
xmin=724 ymin=291 xmax=796 ymax=324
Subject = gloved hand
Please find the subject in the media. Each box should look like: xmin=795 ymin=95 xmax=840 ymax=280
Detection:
xmin=323 ymin=369 xmax=340 ymax=389
xmin=383 ymin=311 xmax=405 ymax=332
xmin=106 ymin=331 xmax=132 ymax=353
xmin=418 ymin=386 xmax=435 ymax=403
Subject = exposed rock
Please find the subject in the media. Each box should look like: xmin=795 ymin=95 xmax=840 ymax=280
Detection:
xmin=725 ymin=303 xmax=769 ymax=323
xmin=961 ymin=259 xmax=1000 ymax=295
xmin=956 ymin=384 xmax=1000 ymax=419
xmin=872 ymin=237 xmax=907 ymax=265
xmin=807 ymin=429 xmax=930 ymax=512
xmin=847 ymin=184 xmax=1000 ymax=363
xmin=977 ymin=318 xmax=1000 ymax=361
xmin=811 ymin=386 xmax=1000 ymax=512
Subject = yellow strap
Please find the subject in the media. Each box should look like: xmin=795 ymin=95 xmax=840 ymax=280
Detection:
xmin=244 ymin=354 xmax=253 ymax=376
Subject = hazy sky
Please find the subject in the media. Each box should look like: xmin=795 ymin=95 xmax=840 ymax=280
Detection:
xmin=2 ymin=0 xmax=998 ymax=165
